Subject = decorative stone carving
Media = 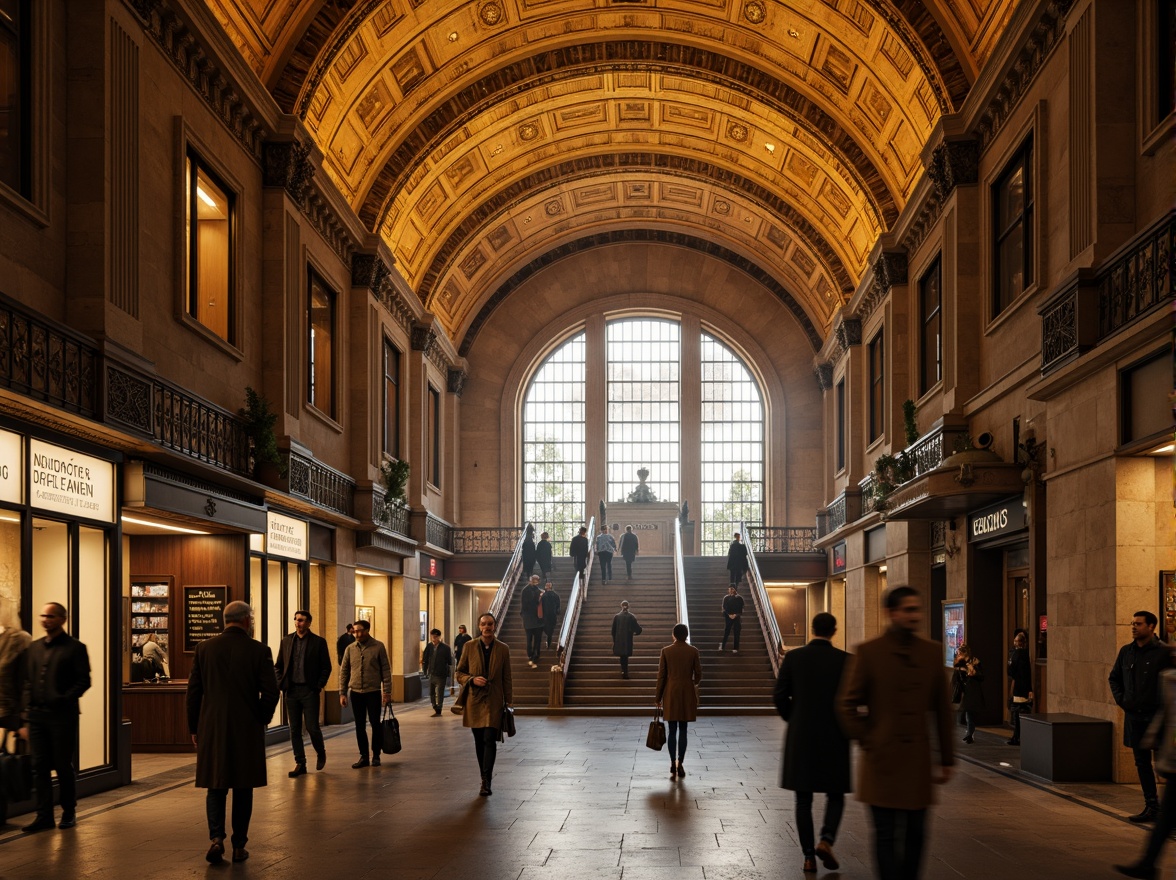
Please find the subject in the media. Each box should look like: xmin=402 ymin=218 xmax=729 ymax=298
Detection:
xmin=743 ymin=1 xmax=766 ymax=24
xmin=262 ymin=140 xmax=315 ymax=204
xmin=626 ymin=467 xmax=658 ymax=503
xmin=838 ymin=319 xmax=861 ymax=350
xmin=411 ymin=322 xmax=438 ymax=356
xmin=814 ymin=362 xmax=834 ymax=390
xmin=447 ymin=368 xmax=467 ymax=397
xmin=352 ymin=252 xmax=391 ymax=294
xmin=478 ymin=2 xmax=504 ymax=26
xmin=928 ymin=140 xmax=979 ymax=201
xmin=105 ymin=365 xmax=153 ymax=433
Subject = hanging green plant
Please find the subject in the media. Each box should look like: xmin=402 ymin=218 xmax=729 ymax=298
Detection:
xmin=902 ymin=399 xmax=919 ymax=446
xmin=240 ymin=387 xmax=285 ymax=478
xmin=378 ymin=458 xmax=411 ymax=522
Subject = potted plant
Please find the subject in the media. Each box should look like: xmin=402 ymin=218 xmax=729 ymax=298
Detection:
xmin=240 ymin=387 xmax=285 ymax=484
xmin=377 ymin=458 xmax=410 ymax=525
xmin=902 ymin=399 xmax=919 ymax=446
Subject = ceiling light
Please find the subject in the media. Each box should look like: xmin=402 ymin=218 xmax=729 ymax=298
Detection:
xmin=122 ymin=515 xmax=210 ymax=535
xmin=196 ymin=186 xmax=216 ymax=208
xmin=0 ymin=512 xmax=19 ymax=524
xmin=1147 ymin=442 xmax=1174 ymax=456
xmin=356 ymin=569 xmax=386 ymax=578
xmin=448 ymin=32 xmax=459 ymax=42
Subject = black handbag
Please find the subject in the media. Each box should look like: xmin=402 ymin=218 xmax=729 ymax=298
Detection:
xmin=645 ymin=708 xmax=666 ymax=751
xmin=380 ymin=705 xmax=402 ymax=755
xmin=0 ymin=732 xmax=32 ymax=802
xmin=497 ymin=704 xmax=516 ymax=742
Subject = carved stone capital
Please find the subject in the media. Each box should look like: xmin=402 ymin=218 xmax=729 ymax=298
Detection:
xmin=928 ymin=140 xmax=979 ymax=201
xmin=835 ymin=319 xmax=861 ymax=353
xmin=351 ymin=252 xmax=391 ymax=294
xmin=447 ymin=368 xmax=467 ymax=397
xmin=262 ymin=139 xmax=315 ymax=204
xmin=814 ymin=362 xmax=834 ymax=391
xmin=411 ymin=322 xmax=438 ymax=356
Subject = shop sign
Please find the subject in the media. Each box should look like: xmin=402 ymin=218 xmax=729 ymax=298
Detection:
xmin=266 ymin=511 xmax=308 ymax=561
xmin=29 ymin=439 xmax=115 ymax=522
xmin=183 ymin=585 xmax=227 ymax=652
xmin=421 ymin=553 xmax=444 ymax=582
xmin=0 ymin=429 xmax=21 ymax=505
xmin=831 ymin=542 xmax=846 ymax=574
xmin=968 ymin=498 xmax=1025 ymax=542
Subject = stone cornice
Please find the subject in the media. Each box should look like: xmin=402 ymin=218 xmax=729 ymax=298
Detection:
xmin=813 ymin=362 xmax=834 ymax=391
xmin=125 ymin=0 xmax=276 ymax=159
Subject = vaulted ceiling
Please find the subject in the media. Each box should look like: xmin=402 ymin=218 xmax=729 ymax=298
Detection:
xmin=204 ymin=0 xmax=1018 ymax=350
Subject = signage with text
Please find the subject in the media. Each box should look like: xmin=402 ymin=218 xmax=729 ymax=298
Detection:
xmin=0 ymin=429 xmax=20 ymax=505
xmin=968 ymin=498 xmax=1026 ymax=542
xmin=266 ymin=511 xmax=308 ymax=560
xmin=421 ymin=553 xmax=444 ymax=582
xmin=29 ymin=439 xmax=115 ymax=522
xmin=184 ymin=586 xmax=227 ymax=652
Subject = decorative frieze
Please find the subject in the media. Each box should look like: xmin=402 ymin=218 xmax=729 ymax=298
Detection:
xmin=835 ymin=319 xmax=862 ymax=354
xmin=352 ymin=252 xmax=391 ymax=294
xmin=927 ymin=140 xmax=979 ymax=202
xmin=124 ymin=0 xmax=269 ymax=158
xmin=814 ymin=361 xmax=834 ymax=391
xmin=411 ymin=322 xmax=438 ymax=357
xmin=262 ymin=139 xmax=315 ymax=205
xmin=447 ymin=368 xmax=467 ymax=397
xmin=860 ymin=251 xmax=908 ymax=322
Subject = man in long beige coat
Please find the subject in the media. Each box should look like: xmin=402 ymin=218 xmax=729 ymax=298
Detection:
xmin=655 ymin=623 xmax=702 ymax=778
xmin=455 ymin=612 xmax=513 ymax=796
xmin=838 ymin=586 xmax=954 ymax=880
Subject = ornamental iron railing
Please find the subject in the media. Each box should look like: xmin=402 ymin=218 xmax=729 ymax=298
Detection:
xmin=747 ymin=526 xmax=818 ymax=553
xmin=451 ymin=527 xmax=521 ymax=553
xmin=0 ymin=294 xmax=99 ymax=418
xmin=286 ymin=449 xmax=354 ymax=517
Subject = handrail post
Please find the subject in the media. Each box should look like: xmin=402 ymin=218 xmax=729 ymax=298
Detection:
xmin=548 ymin=515 xmax=595 ymax=707
xmin=742 ymin=520 xmax=782 ymax=676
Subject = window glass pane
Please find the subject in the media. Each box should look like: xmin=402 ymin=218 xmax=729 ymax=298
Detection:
xmin=869 ymin=332 xmax=884 ymax=442
xmin=0 ymin=513 xmax=19 ymax=632
xmin=77 ymin=526 xmax=108 ymax=770
xmin=993 ymin=143 xmax=1033 ymax=315
xmin=835 ymin=380 xmax=846 ymax=471
xmin=189 ymin=160 xmax=232 ymax=340
xmin=265 ymin=559 xmax=282 ymax=729
xmin=0 ymin=0 xmax=26 ymax=194
xmin=308 ymin=272 xmax=335 ymax=416
xmin=607 ymin=319 xmax=680 ymax=504
xmin=428 ymin=387 xmax=441 ymax=487
xmin=384 ymin=340 xmax=400 ymax=458
xmin=522 ymin=333 xmax=586 ymax=556
xmin=920 ymin=259 xmax=942 ymax=394
xmin=700 ymin=334 xmax=764 ymax=556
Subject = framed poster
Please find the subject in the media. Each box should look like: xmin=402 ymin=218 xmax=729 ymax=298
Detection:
xmin=942 ymin=600 xmax=965 ymax=667
xmin=420 ymin=610 xmax=428 ymax=642
xmin=184 ymin=586 xmax=227 ymax=652
xmin=1161 ymin=571 xmax=1176 ymax=642
xmin=355 ymin=605 xmax=375 ymax=633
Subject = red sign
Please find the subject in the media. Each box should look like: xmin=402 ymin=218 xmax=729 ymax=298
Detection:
xmin=429 ymin=557 xmax=437 ymax=577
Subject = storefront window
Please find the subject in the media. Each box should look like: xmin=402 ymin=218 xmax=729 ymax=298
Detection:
xmin=0 ymin=513 xmax=19 ymax=627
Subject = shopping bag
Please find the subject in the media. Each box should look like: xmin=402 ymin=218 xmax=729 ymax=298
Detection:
xmin=645 ymin=708 xmax=666 ymax=751
xmin=380 ymin=705 xmax=402 ymax=755
xmin=0 ymin=733 xmax=32 ymax=802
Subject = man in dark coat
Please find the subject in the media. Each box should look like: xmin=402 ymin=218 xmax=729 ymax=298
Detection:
xmin=19 ymin=602 xmax=90 ymax=834
xmin=1110 ymin=610 xmax=1171 ymax=823
xmin=451 ymin=624 xmax=472 ymax=694
xmin=774 ymin=612 xmax=850 ymax=874
xmin=1006 ymin=628 xmax=1033 ymax=746
xmin=521 ymin=527 xmax=537 ymax=577
xmin=274 ymin=609 xmax=332 ymax=777
xmin=619 ymin=525 xmax=639 ymax=581
xmin=838 ymin=586 xmax=954 ymax=880
xmin=726 ymin=532 xmax=749 ymax=586
xmin=541 ymin=582 xmax=561 ymax=650
xmin=421 ymin=628 xmax=453 ymax=715
xmin=569 ymin=526 xmax=590 ymax=581
xmin=611 ymin=600 xmax=642 ymax=678
xmin=536 ymin=532 xmax=554 ymax=581
xmin=187 ymin=601 xmax=279 ymax=864
xmin=520 ymin=575 xmax=543 ymax=668
xmin=720 ymin=585 xmax=745 ymax=653
xmin=336 ymin=622 xmax=355 ymax=664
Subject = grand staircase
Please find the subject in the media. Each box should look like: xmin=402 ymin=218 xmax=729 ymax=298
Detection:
xmin=494 ymin=578 xmax=566 ymax=706
xmin=561 ymin=556 xmax=680 ymax=709
xmin=683 ymin=556 xmax=777 ymax=711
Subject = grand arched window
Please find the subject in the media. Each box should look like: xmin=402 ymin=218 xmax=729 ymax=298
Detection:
xmin=521 ymin=318 xmax=765 ymax=555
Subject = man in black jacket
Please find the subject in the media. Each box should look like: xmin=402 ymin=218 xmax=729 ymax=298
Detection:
xmin=1110 ymin=610 xmax=1171 ymax=823
xmin=275 ymin=610 xmax=332 ymax=777
xmin=421 ymin=629 xmax=453 ymax=715
xmin=720 ymin=586 xmax=745 ymax=653
xmin=19 ymin=602 xmax=90 ymax=833
xmin=336 ymin=622 xmax=355 ymax=664
xmin=569 ymin=527 xmax=590 ymax=582
xmin=536 ymin=532 xmax=554 ymax=581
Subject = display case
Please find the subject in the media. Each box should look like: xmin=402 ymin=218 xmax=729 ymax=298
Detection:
xmin=130 ymin=577 xmax=171 ymax=655
xmin=942 ymin=600 xmax=965 ymax=667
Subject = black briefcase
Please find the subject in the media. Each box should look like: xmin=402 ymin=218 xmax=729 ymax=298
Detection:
xmin=381 ymin=705 xmax=402 ymax=755
xmin=0 ymin=733 xmax=32 ymax=802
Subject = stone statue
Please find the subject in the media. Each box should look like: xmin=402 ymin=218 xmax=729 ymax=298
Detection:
xmin=626 ymin=467 xmax=658 ymax=503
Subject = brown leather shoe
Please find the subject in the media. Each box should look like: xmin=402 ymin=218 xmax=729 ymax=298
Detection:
xmin=802 ymin=857 xmax=817 ymax=873
xmin=816 ymin=840 xmax=840 ymax=870
xmin=205 ymin=839 xmax=225 ymax=864
xmin=231 ymin=847 xmax=249 ymax=863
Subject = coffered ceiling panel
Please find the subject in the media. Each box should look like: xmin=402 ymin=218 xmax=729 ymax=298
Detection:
xmin=203 ymin=0 xmax=1021 ymax=348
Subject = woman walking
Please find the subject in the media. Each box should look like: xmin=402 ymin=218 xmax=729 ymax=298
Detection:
xmin=655 ymin=623 xmax=702 ymax=779
xmin=953 ymin=644 xmax=984 ymax=744
xmin=455 ymin=612 xmax=513 ymax=796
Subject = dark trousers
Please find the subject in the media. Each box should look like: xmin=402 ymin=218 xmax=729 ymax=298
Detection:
xmin=667 ymin=720 xmax=688 ymax=761
xmin=350 ymin=690 xmax=383 ymax=758
xmin=1133 ymin=746 xmax=1160 ymax=806
xmin=722 ymin=616 xmax=742 ymax=650
xmin=206 ymin=788 xmax=253 ymax=848
xmin=963 ymin=710 xmax=977 ymax=739
xmin=1009 ymin=700 xmax=1030 ymax=742
xmin=796 ymin=791 xmax=845 ymax=857
xmin=428 ymin=675 xmax=447 ymax=711
xmin=598 ymin=552 xmax=613 ymax=581
xmin=623 ymin=557 xmax=634 ymax=578
xmin=619 ymin=654 xmax=630 ymax=674
xmin=870 ymin=806 xmax=927 ymax=880
xmin=729 ymin=569 xmax=746 ymax=586
xmin=526 ymin=627 xmax=543 ymax=663
xmin=1138 ymin=772 xmax=1176 ymax=868
xmin=285 ymin=685 xmax=325 ymax=765
xmin=472 ymin=727 xmax=498 ymax=780
xmin=29 ymin=715 xmax=77 ymax=820
xmin=543 ymin=620 xmax=557 ymax=648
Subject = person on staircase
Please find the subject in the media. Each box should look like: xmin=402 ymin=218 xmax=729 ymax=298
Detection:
xmin=520 ymin=575 xmax=543 ymax=669
xmin=656 ymin=623 xmax=702 ymax=779
xmin=620 ymin=525 xmax=639 ymax=581
xmin=726 ymin=532 xmax=749 ymax=587
xmin=521 ymin=526 xmax=537 ymax=578
xmin=536 ymin=532 xmax=554 ymax=581
xmin=595 ymin=527 xmax=616 ymax=585
xmin=541 ymin=582 xmax=561 ymax=651
xmin=720 ymin=585 xmax=744 ymax=653
xmin=611 ymin=601 xmax=643 ymax=679
xmin=570 ymin=527 xmax=590 ymax=583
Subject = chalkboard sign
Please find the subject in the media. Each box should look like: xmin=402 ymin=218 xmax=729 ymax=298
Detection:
xmin=184 ymin=586 xmax=227 ymax=652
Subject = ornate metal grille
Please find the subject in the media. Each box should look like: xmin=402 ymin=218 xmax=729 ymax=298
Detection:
xmin=0 ymin=299 xmax=99 ymax=417
xmin=746 ymin=527 xmax=818 ymax=553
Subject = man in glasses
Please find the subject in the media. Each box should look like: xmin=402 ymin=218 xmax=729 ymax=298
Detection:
xmin=19 ymin=603 xmax=90 ymax=833
xmin=275 ymin=610 xmax=332 ymax=776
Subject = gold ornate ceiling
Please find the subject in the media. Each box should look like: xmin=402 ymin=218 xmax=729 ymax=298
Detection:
xmin=204 ymin=0 xmax=1018 ymax=349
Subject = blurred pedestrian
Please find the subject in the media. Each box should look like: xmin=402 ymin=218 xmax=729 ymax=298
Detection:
xmin=612 ymin=600 xmax=642 ymax=679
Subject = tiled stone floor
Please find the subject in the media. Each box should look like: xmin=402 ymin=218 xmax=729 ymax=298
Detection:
xmin=0 ymin=702 xmax=1165 ymax=879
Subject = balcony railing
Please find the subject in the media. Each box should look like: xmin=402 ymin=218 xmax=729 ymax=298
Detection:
xmin=153 ymin=384 xmax=253 ymax=477
xmin=860 ymin=473 xmax=878 ymax=515
xmin=747 ymin=526 xmax=818 ymax=553
xmin=0 ymin=294 xmax=100 ymax=418
xmin=286 ymin=449 xmax=354 ymax=518
xmin=451 ymin=528 xmax=521 ymax=553
xmin=1041 ymin=212 xmax=1174 ymax=373
xmin=425 ymin=513 xmax=453 ymax=551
